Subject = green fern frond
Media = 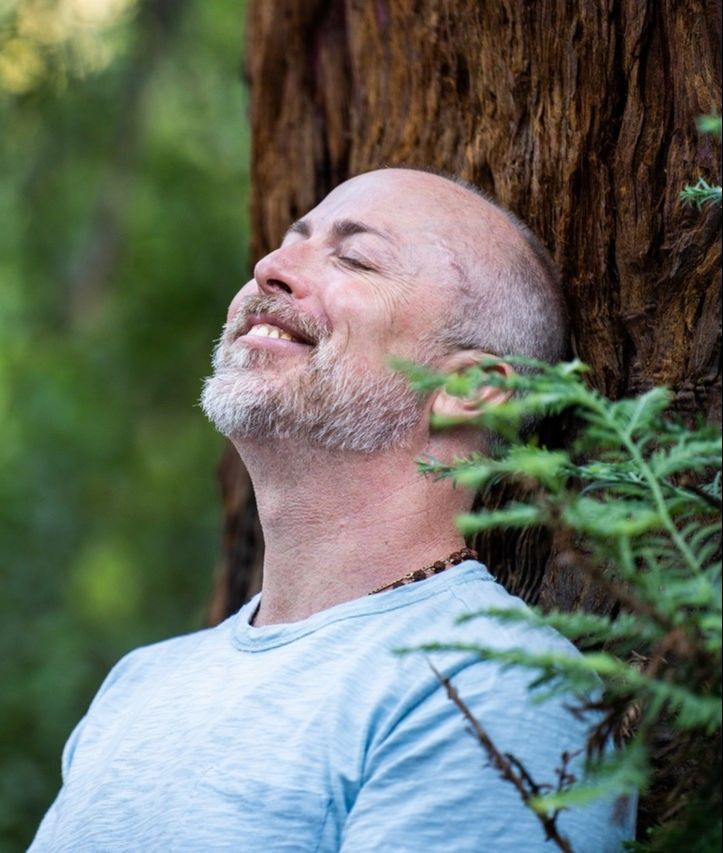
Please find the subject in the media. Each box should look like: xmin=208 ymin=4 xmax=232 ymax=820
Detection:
xmin=680 ymin=178 xmax=722 ymax=208
xmin=456 ymin=502 xmax=544 ymax=535
xmin=696 ymin=113 xmax=722 ymax=138
xmin=408 ymin=346 xmax=721 ymax=847
xmin=458 ymin=606 xmax=663 ymax=651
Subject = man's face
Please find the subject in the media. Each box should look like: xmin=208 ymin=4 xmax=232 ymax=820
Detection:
xmin=201 ymin=170 xmax=461 ymax=451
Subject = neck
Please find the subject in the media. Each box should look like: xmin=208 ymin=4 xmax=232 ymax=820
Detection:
xmin=235 ymin=435 xmax=470 ymax=626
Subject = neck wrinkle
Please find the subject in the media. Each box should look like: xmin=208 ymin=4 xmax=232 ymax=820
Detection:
xmin=235 ymin=436 xmax=471 ymax=626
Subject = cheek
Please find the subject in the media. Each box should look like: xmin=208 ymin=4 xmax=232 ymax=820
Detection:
xmin=324 ymin=274 xmax=437 ymax=359
xmin=226 ymin=281 xmax=256 ymax=323
xmin=330 ymin=296 xmax=390 ymax=354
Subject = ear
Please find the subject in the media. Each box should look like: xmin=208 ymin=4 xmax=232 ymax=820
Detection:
xmin=431 ymin=350 xmax=514 ymax=422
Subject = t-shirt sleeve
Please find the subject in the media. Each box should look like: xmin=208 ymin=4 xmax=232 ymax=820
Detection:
xmin=28 ymin=716 xmax=87 ymax=849
xmin=340 ymin=655 xmax=635 ymax=853
xmin=28 ymin=645 xmax=157 ymax=852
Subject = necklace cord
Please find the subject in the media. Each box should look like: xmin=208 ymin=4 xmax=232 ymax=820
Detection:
xmin=368 ymin=547 xmax=478 ymax=595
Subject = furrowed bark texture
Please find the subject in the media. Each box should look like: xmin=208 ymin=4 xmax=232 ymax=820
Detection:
xmin=210 ymin=0 xmax=721 ymax=616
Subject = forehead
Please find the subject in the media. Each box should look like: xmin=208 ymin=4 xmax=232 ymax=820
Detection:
xmin=305 ymin=170 xmax=473 ymax=241
xmin=304 ymin=172 xmax=479 ymax=328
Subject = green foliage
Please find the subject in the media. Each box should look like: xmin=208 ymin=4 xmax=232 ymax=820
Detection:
xmin=679 ymin=178 xmax=722 ymax=208
xmin=680 ymin=113 xmax=722 ymax=208
xmin=696 ymin=113 xmax=722 ymax=138
xmin=406 ymin=357 xmax=722 ymax=851
xmin=0 ymin=2 xmax=248 ymax=848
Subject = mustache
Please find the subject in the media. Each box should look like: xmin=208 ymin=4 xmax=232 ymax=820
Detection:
xmin=225 ymin=295 xmax=331 ymax=346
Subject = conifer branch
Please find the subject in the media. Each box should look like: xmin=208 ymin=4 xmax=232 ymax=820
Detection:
xmin=402 ymin=343 xmax=722 ymax=849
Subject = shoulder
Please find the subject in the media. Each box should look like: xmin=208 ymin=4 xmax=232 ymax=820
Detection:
xmin=350 ymin=563 xmax=585 ymax=744
xmin=89 ymin=619 xmax=232 ymax=710
xmin=346 ymin=568 xmax=632 ymax=852
xmin=371 ymin=561 xmax=580 ymax=669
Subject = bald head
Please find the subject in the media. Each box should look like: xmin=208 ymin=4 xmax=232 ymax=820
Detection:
xmin=338 ymin=167 xmax=567 ymax=367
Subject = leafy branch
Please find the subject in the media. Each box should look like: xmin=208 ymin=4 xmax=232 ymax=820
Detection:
xmin=680 ymin=113 xmax=721 ymax=208
xmin=402 ymin=355 xmax=722 ymax=851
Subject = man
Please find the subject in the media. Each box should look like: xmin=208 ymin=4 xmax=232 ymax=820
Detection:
xmin=32 ymin=169 xmax=634 ymax=850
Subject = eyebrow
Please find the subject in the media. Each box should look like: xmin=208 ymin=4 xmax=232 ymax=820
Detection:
xmin=285 ymin=218 xmax=393 ymax=243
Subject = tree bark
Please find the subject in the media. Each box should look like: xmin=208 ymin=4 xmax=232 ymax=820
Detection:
xmin=209 ymin=0 xmax=721 ymax=618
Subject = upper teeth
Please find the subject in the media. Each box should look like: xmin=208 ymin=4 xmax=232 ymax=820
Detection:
xmin=247 ymin=323 xmax=297 ymax=341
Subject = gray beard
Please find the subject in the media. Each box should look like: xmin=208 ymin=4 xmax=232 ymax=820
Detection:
xmin=200 ymin=328 xmax=425 ymax=453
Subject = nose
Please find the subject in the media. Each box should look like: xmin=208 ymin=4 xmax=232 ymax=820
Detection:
xmin=226 ymin=242 xmax=315 ymax=325
xmin=253 ymin=243 xmax=312 ymax=300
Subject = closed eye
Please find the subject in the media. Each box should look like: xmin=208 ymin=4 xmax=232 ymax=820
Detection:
xmin=338 ymin=255 xmax=375 ymax=272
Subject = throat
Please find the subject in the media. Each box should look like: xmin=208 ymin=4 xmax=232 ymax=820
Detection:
xmin=239 ymin=443 xmax=472 ymax=626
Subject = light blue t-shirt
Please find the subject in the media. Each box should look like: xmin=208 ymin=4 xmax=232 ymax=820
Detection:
xmin=31 ymin=562 xmax=635 ymax=851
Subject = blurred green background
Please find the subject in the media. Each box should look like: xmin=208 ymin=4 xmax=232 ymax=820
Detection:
xmin=0 ymin=1 xmax=248 ymax=847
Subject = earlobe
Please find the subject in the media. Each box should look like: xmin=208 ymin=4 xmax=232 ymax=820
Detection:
xmin=430 ymin=352 xmax=514 ymax=423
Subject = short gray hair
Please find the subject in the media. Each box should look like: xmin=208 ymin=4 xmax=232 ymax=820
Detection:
xmin=437 ymin=174 xmax=568 ymax=366
xmin=396 ymin=168 xmax=568 ymax=451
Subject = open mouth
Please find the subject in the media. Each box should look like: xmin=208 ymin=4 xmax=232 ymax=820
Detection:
xmin=240 ymin=314 xmax=316 ymax=347
xmin=246 ymin=322 xmax=305 ymax=342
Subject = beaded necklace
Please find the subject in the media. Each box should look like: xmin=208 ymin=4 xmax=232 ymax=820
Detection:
xmin=368 ymin=547 xmax=478 ymax=595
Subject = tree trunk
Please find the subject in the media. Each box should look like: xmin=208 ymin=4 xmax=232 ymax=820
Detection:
xmin=210 ymin=0 xmax=721 ymax=614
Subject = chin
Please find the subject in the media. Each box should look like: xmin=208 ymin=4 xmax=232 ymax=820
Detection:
xmin=201 ymin=370 xmax=269 ymax=436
